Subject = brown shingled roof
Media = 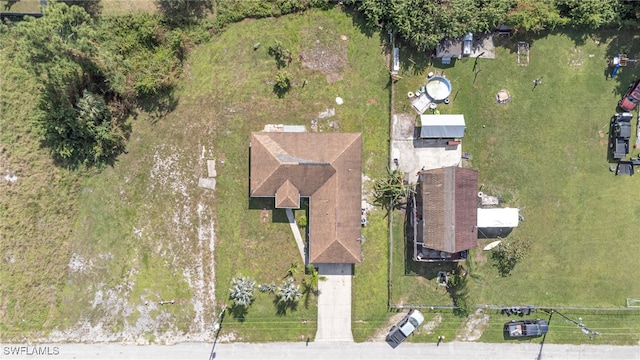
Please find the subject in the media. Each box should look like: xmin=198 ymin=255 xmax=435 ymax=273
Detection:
xmin=250 ymin=132 xmax=362 ymax=264
xmin=418 ymin=167 xmax=478 ymax=253
xmin=276 ymin=180 xmax=300 ymax=208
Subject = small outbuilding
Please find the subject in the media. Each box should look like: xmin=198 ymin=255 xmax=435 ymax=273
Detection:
xmin=477 ymin=207 xmax=519 ymax=238
xmin=477 ymin=208 xmax=519 ymax=228
xmin=419 ymin=114 xmax=466 ymax=139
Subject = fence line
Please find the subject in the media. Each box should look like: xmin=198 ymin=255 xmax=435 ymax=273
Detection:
xmin=387 ymin=33 xmax=395 ymax=310
xmin=389 ymin=304 xmax=640 ymax=312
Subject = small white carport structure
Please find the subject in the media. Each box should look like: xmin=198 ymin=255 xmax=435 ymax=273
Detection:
xmin=419 ymin=114 xmax=466 ymax=139
xmin=477 ymin=208 xmax=519 ymax=228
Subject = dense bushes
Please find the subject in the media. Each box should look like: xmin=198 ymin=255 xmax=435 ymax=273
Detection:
xmin=12 ymin=2 xmax=186 ymax=167
xmin=211 ymin=0 xmax=330 ymax=30
xmin=346 ymin=0 xmax=640 ymax=51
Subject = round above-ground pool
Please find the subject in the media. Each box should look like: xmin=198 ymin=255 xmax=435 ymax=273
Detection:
xmin=426 ymin=76 xmax=452 ymax=102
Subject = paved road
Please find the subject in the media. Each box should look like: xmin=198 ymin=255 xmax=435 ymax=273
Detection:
xmin=1 ymin=341 xmax=638 ymax=360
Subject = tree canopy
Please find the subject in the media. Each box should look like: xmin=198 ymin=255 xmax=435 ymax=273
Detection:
xmin=60 ymin=0 xmax=102 ymax=18
xmin=347 ymin=0 xmax=638 ymax=51
xmin=11 ymin=1 xmax=187 ymax=168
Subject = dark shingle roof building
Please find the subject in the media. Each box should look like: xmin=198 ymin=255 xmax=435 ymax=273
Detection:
xmin=415 ymin=167 xmax=478 ymax=260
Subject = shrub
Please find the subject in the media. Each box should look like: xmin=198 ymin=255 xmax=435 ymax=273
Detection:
xmin=258 ymin=283 xmax=276 ymax=293
xmin=491 ymin=237 xmax=532 ymax=277
xmin=268 ymin=40 xmax=292 ymax=69
xmin=229 ymin=276 xmax=256 ymax=307
xmin=273 ymin=71 xmax=292 ymax=98
xmin=276 ymin=277 xmax=302 ymax=304
xmin=297 ymin=213 xmax=307 ymax=227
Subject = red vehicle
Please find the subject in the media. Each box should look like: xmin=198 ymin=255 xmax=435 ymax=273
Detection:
xmin=619 ymin=78 xmax=640 ymax=111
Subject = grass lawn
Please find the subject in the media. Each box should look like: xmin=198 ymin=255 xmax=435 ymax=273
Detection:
xmin=0 ymin=33 xmax=82 ymax=337
xmin=390 ymin=29 xmax=640 ymax=344
xmin=184 ymin=7 xmax=391 ymax=341
xmin=479 ymin=309 xmax=640 ymax=345
xmin=0 ymin=0 xmax=40 ymax=13
xmin=101 ymin=0 xmax=156 ymax=16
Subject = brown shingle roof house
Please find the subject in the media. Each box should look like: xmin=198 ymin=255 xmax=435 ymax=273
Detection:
xmin=415 ymin=167 xmax=478 ymax=261
xmin=249 ymin=132 xmax=362 ymax=264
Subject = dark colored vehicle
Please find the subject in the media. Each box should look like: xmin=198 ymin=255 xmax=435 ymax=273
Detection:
xmin=619 ymin=79 xmax=640 ymax=111
xmin=610 ymin=112 xmax=633 ymax=160
xmin=386 ymin=310 xmax=424 ymax=348
xmin=504 ymin=319 xmax=549 ymax=339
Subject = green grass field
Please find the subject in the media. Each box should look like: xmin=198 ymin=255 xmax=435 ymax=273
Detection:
xmin=0 ymin=0 xmax=40 ymax=13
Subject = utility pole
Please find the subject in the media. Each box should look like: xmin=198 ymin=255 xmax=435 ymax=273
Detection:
xmin=544 ymin=309 xmax=599 ymax=340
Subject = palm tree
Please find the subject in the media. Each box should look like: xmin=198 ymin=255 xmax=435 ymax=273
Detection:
xmin=303 ymin=265 xmax=326 ymax=295
xmin=373 ymin=167 xmax=415 ymax=212
xmin=286 ymin=262 xmax=298 ymax=278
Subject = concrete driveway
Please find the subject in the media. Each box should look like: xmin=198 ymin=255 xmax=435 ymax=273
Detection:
xmin=315 ymin=263 xmax=353 ymax=341
xmin=391 ymin=114 xmax=461 ymax=184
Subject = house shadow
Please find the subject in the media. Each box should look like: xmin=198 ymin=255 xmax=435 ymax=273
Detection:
xmin=412 ymin=137 xmax=454 ymax=149
xmin=477 ymin=227 xmax=513 ymax=239
xmin=247 ymin=197 xmax=290 ymax=223
xmin=403 ymin=209 xmax=458 ymax=280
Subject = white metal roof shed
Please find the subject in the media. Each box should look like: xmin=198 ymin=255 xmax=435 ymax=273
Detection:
xmin=419 ymin=114 xmax=466 ymax=138
xmin=477 ymin=208 xmax=519 ymax=228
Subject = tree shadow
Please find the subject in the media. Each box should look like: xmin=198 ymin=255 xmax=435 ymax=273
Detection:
xmin=396 ymin=45 xmax=434 ymax=75
xmin=341 ymin=4 xmax=383 ymax=40
xmin=228 ymin=303 xmax=249 ymax=322
xmin=604 ymin=30 xmax=640 ymax=97
xmin=273 ymin=297 xmax=298 ymax=316
xmin=302 ymin=286 xmax=312 ymax=309
xmin=445 ymin=265 xmax=473 ymax=317
xmin=273 ymin=83 xmax=291 ymax=99
xmin=3 ymin=0 xmax=18 ymax=11
xmin=137 ymin=87 xmax=179 ymax=125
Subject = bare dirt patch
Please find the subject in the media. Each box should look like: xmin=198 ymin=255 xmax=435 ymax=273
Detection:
xmin=326 ymin=72 xmax=343 ymax=83
xmin=368 ymin=311 xmax=409 ymax=341
xmin=261 ymin=209 xmax=270 ymax=223
xmin=456 ymin=309 xmax=490 ymax=341
xmin=474 ymin=246 xmax=488 ymax=263
xmin=420 ymin=313 xmax=443 ymax=335
xmin=393 ymin=113 xmax=417 ymax=140
xmin=299 ymin=25 xmax=348 ymax=74
xmin=566 ymin=48 xmax=585 ymax=68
